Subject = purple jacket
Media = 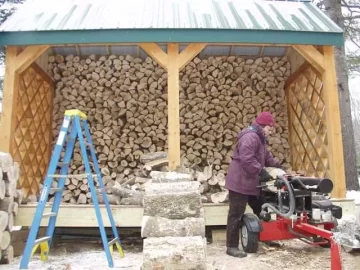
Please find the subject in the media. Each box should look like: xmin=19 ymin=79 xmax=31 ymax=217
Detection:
xmin=225 ymin=122 xmax=280 ymax=196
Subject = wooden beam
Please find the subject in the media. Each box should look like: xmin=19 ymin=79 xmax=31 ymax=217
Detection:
xmin=322 ymin=46 xmax=346 ymax=199
xmin=139 ymin=43 xmax=168 ymax=71
xmin=292 ymin=45 xmax=325 ymax=73
xmin=0 ymin=47 xmax=20 ymax=153
xmin=14 ymin=203 xmax=241 ymax=227
xmin=178 ymin=43 xmax=206 ymax=71
xmin=167 ymin=43 xmax=180 ymax=170
xmin=15 ymin=45 xmax=49 ymax=74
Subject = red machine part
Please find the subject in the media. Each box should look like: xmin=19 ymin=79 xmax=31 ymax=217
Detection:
xmin=259 ymin=215 xmax=342 ymax=270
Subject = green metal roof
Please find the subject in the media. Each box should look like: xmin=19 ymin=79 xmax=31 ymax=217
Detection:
xmin=0 ymin=0 xmax=344 ymax=46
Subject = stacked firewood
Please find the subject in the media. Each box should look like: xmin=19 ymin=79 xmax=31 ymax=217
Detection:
xmin=48 ymin=53 xmax=291 ymax=204
xmin=0 ymin=152 xmax=23 ymax=264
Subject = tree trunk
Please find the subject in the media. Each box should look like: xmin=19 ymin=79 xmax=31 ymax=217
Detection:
xmin=323 ymin=0 xmax=359 ymax=190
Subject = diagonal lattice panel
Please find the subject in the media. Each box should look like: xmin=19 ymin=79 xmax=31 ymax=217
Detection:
xmin=286 ymin=65 xmax=329 ymax=178
xmin=10 ymin=64 xmax=53 ymax=197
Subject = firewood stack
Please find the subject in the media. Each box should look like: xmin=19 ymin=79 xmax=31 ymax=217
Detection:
xmin=0 ymin=152 xmax=23 ymax=264
xmin=48 ymin=52 xmax=291 ymax=205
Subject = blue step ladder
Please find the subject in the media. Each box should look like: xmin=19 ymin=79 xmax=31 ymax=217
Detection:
xmin=19 ymin=109 xmax=124 ymax=269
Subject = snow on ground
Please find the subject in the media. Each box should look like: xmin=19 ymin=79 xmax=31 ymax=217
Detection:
xmin=347 ymin=190 xmax=360 ymax=205
xmin=2 ymin=240 xmax=360 ymax=270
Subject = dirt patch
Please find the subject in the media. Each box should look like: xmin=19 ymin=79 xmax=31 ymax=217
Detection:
xmin=2 ymin=240 xmax=360 ymax=270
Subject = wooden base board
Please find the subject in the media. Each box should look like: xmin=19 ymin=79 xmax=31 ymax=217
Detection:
xmin=15 ymin=199 xmax=356 ymax=228
xmin=15 ymin=203 xmax=237 ymax=227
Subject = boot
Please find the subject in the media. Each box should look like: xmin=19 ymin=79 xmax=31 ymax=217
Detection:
xmin=263 ymin=241 xmax=281 ymax=248
xmin=226 ymin=247 xmax=247 ymax=258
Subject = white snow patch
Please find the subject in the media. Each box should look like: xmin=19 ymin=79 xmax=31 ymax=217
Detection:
xmin=346 ymin=190 xmax=360 ymax=205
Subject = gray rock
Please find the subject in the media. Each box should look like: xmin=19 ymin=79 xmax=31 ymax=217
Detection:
xmin=142 ymin=236 xmax=207 ymax=270
xmin=141 ymin=215 xmax=206 ymax=238
xmin=143 ymin=192 xmax=202 ymax=219
xmin=145 ymin=181 xmax=200 ymax=195
xmin=150 ymin=171 xmax=192 ymax=183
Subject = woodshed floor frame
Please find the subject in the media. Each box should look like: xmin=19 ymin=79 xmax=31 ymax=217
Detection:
xmin=0 ymin=43 xmax=346 ymax=224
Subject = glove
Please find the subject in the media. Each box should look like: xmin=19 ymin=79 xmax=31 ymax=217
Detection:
xmin=259 ymin=168 xmax=273 ymax=182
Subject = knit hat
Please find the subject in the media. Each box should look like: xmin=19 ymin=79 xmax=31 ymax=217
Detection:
xmin=255 ymin=111 xmax=275 ymax=126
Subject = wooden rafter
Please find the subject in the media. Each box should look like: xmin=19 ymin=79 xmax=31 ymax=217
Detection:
xmin=292 ymin=45 xmax=325 ymax=73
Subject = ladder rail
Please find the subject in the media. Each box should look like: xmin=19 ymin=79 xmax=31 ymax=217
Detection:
xmin=19 ymin=116 xmax=71 ymax=269
xmin=74 ymin=117 xmax=115 ymax=268
xmin=82 ymin=120 xmax=123 ymax=246
xmin=47 ymin=118 xmax=78 ymax=248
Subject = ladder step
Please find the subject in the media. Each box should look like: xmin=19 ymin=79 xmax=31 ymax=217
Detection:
xmin=50 ymin=188 xmax=63 ymax=193
xmin=108 ymin=237 xmax=118 ymax=246
xmin=34 ymin=236 xmax=51 ymax=246
xmin=43 ymin=212 xmax=57 ymax=218
xmin=48 ymin=174 xmax=98 ymax=178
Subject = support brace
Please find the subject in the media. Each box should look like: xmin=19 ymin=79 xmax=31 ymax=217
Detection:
xmin=292 ymin=45 xmax=325 ymax=73
xmin=0 ymin=45 xmax=49 ymax=153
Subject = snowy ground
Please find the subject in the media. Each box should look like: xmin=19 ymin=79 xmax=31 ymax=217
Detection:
xmin=2 ymin=189 xmax=359 ymax=269
xmin=2 ymin=239 xmax=360 ymax=270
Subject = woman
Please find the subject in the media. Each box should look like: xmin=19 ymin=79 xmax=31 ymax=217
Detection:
xmin=225 ymin=111 xmax=282 ymax=258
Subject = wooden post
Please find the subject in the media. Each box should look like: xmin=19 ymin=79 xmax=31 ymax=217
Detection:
xmin=0 ymin=45 xmax=49 ymax=153
xmin=167 ymin=44 xmax=180 ymax=170
xmin=139 ymin=43 xmax=206 ymax=170
xmin=322 ymin=46 xmax=346 ymax=198
xmin=0 ymin=47 xmax=20 ymax=153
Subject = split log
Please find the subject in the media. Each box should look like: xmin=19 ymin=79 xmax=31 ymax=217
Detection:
xmin=0 ymin=230 xmax=11 ymax=250
xmin=0 ymin=211 xmax=9 ymax=231
xmin=0 ymin=153 xmax=12 ymax=173
xmin=0 ymin=180 xmax=5 ymax=200
xmin=142 ymin=236 xmax=207 ymax=270
xmin=210 ymin=190 xmax=229 ymax=203
xmin=140 ymin=152 xmax=168 ymax=164
xmin=214 ymin=172 xmax=226 ymax=187
xmin=14 ymin=189 xmax=24 ymax=205
xmin=4 ymin=180 xmax=17 ymax=198
xmin=77 ymin=193 xmax=87 ymax=204
xmin=0 ymin=198 xmax=14 ymax=214
xmin=12 ymin=202 xmax=18 ymax=216
xmin=141 ymin=215 xmax=206 ymax=238
xmin=7 ymin=214 xmax=13 ymax=232
xmin=95 ymin=191 xmax=121 ymax=205
xmin=111 ymin=182 xmax=144 ymax=206
xmin=199 ymin=181 xmax=209 ymax=194
xmin=0 ymin=245 xmax=14 ymax=264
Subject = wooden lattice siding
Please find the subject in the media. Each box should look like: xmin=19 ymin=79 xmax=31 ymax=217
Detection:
xmin=286 ymin=64 xmax=329 ymax=178
xmin=11 ymin=64 xmax=54 ymax=197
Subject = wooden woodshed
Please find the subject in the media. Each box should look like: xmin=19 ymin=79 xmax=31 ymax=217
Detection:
xmin=0 ymin=0 xmax=348 ymax=227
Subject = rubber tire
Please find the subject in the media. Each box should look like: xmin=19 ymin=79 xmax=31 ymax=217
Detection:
xmin=240 ymin=221 xmax=259 ymax=253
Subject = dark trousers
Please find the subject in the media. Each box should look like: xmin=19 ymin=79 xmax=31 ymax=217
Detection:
xmin=226 ymin=190 xmax=265 ymax=248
